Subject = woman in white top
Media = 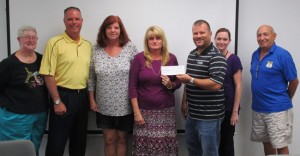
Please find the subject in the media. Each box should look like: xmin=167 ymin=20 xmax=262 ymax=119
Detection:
xmin=88 ymin=15 xmax=138 ymax=156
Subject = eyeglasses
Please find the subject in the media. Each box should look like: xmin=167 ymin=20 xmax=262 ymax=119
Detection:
xmin=19 ymin=36 xmax=38 ymax=41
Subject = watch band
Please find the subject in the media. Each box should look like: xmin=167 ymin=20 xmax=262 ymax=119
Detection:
xmin=189 ymin=77 xmax=194 ymax=84
xmin=54 ymin=99 xmax=61 ymax=105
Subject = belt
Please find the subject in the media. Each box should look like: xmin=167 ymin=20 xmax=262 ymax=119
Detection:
xmin=57 ymin=86 xmax=86 ymax=93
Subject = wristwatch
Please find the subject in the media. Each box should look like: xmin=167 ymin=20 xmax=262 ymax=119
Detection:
xmin=189 ymin=77 xmax=194 ymax=84
xmin=54 ymin=99 xmax=61 ymax=105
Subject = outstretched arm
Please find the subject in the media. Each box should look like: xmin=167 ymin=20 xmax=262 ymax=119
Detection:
xmin=176 ymin=74 xmax=222 ymax=91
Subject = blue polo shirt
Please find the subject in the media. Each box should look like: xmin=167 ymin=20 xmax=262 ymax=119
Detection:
xmin=250 ymin=43 xmax=297 ymax=113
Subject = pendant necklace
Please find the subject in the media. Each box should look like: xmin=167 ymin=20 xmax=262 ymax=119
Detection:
xmin=224 ymin=50 xmax=229 ymax=58
xmin=150 ymin=63 xmax=161 ymax=76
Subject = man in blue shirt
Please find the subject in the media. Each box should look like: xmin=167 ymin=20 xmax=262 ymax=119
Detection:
xmin=250 ymin=25 xmax=299 ymax=155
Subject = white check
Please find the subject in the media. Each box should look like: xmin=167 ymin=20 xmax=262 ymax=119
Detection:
xmin=161 ymin=65 xmax=185 ymax=75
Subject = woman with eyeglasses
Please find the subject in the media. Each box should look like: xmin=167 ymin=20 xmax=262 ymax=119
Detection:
xmin=0 ymin=25 xmax=48 ymax=156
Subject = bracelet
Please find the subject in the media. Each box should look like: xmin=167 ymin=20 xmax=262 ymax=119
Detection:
xmin=167 ymin=83 xmax=173 ymax=89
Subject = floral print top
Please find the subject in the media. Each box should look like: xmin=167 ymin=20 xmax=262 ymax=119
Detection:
xmin=88 ymin=41 xmax=138 ymax=116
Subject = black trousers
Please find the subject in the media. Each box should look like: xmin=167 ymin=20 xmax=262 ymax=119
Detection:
xmin=219 ymin=110 xmax=236 ymax=156
xmin=46 ymin=87 xmax=89 ymax=156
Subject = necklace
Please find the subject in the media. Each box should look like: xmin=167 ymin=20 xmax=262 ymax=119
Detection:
xmin=224 ymin=50 xmax=229 ymax=57
xmin=150 ymin=64 xmax=161 ymax=76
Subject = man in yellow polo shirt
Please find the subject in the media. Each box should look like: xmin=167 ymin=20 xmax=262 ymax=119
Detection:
xmin=39 ymin=6 xmax=92 ymax=156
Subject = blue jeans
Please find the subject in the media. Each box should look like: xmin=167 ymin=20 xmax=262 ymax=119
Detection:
xmin=185 ymin=116 xmax=223 ymax=156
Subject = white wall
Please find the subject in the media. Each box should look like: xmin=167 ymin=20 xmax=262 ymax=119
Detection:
xmin=1 ymin=0 xmax=300 ymax=156
xmin=8 ymin=0 xmax=237 ymax=131
xmin=236 ymin=0 xmax=300 ymax=155
xmin=0 ymin=0 xmax=7 ymax=60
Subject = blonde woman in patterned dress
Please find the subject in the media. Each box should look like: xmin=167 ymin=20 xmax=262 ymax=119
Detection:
xmin=129 ymin=26 xmax=182 ymax=156
xmin=88 ymin=15 xmax=138 ymax=156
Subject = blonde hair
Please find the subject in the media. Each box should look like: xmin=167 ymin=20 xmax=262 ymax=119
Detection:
xmin=143 ymin=26 xmax=169 ymax=68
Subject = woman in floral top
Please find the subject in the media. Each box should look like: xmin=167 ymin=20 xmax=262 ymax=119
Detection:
xmin=88 ymin=15 xmax=138 ymax=156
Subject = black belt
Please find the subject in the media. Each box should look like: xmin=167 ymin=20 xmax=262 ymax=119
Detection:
xmin=57 ymin=86 xmax=86 ymax=93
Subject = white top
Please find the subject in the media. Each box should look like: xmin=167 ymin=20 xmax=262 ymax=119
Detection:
xmin=88 ymin=41 xmax=138 ymax=116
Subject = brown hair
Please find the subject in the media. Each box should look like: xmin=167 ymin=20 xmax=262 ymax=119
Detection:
xmin=215 ymin=28 xmax=231 ymax=40
xmin=96 ymin=15 xmax=130 ymax=47
xmin=193 ymin=19 xmax=211 ymax=32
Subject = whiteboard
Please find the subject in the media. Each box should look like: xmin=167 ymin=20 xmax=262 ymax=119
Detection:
xmin=9 ymin=0 xmax=237 ymax=130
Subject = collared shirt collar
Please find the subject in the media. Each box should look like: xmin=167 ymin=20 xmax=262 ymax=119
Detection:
xmin=268 ymin=42 xmax=277 ymax=54
xmin=256 ymin=42 xmax=277 ymax=54
xmin=63 ymin=32 xmax=83 ymax=45
xmin=194 ymin=42 xmax=216 ymax=56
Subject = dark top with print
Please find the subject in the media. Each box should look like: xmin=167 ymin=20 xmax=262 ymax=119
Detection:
xmin=0 ymin=52 xmax=48 ymax=114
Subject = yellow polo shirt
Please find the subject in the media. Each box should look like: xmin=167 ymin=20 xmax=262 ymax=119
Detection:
xmin=40 ymin=33 xmax=92 ymax=89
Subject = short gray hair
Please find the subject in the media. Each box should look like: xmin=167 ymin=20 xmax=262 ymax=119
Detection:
xmin=17 ymin=25 xmax=37 ymax=37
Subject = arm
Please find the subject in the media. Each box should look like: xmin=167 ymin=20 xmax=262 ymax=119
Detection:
xmin=197 ymin=53 xmax=227 ymax=90
xmin=181 ymin=85 xmax=188 ymax=119
xmin=176 ymin=74 xmax=222 ymax=91
xmin=231 ymin=69 xmax=242 ymax=126
xmin=131 ymin=98 xmax=145 ymax=125
xmin=44 ymin=75 xmax=66 ymax=115
xmin=288 ymin=78 xmax=299 ymax=99
xmin=128 ymin=53 xmax=145 ymax=125
xmin=193 ymin=78 xmax=222 ymax=90
xmin=88 ymin=91 xmax=99 ymax=112
xmin=176 ymin=53 xmax=226 ymax=91
xmin=87 ymin=50 xmax=98 ymax=112
xmin=281 ymin=52 xmax=298 ymax=99
xmin=0 ymin=59 xmax=10 ymax=89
